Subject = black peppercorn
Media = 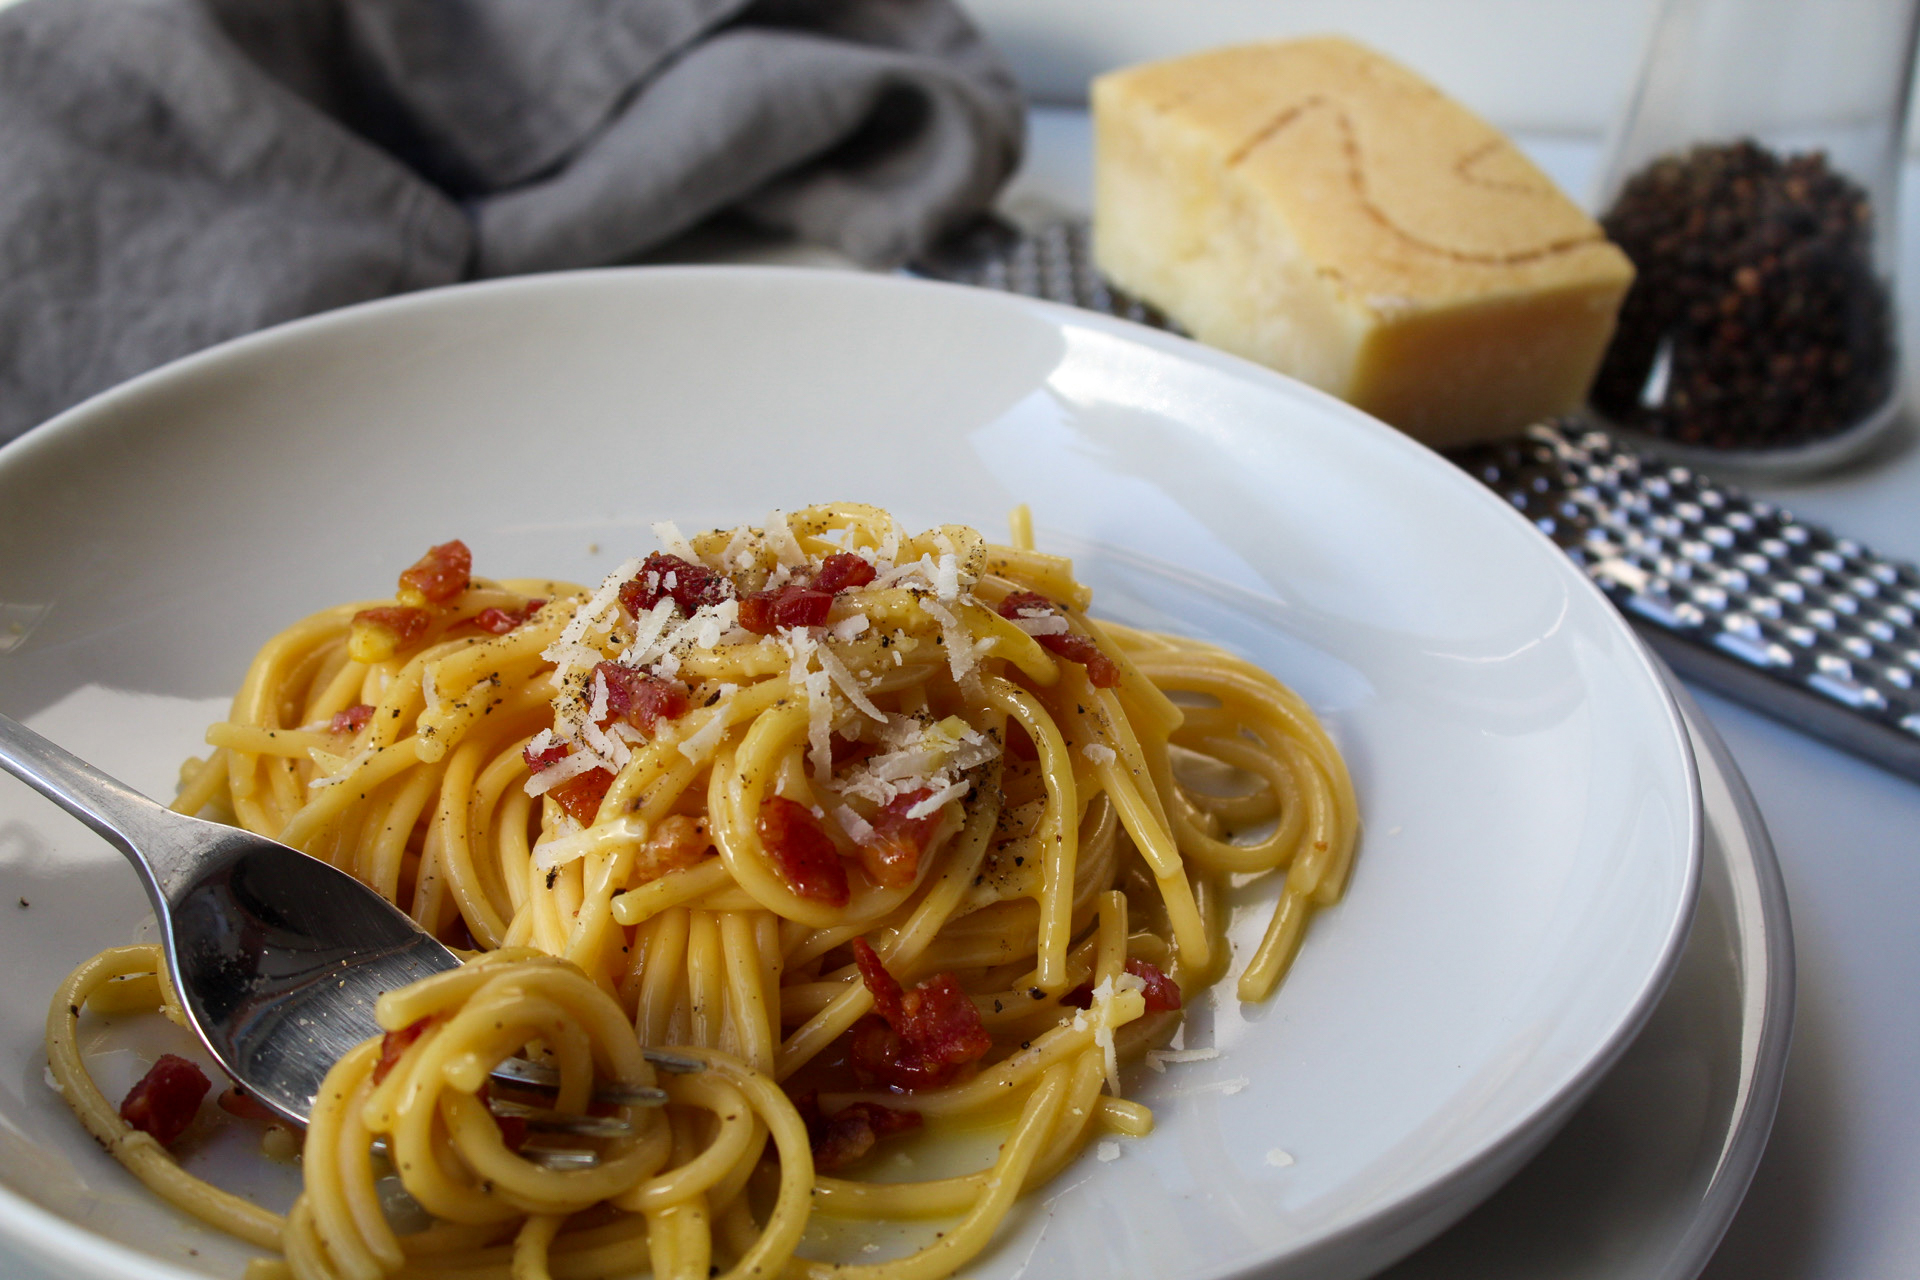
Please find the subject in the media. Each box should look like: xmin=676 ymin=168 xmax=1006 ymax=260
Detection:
xmin=1590 ymin=140 xmax=1895 ymax=451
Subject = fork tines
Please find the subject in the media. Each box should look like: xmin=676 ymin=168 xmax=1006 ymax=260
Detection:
xmin=488 ymin=1098 xmax=636 ymax=1138
xmin=488 ymin=1055 xmax=679 ymax=1104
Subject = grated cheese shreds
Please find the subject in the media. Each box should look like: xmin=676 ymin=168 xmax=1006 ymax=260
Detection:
xmin=579 ymin=716 xmax=630 ymax=771
xmin=804 ymin=666 xmax=834 ymax=783
xmin=1096 ymin=1142 xmax=1120 ymax=1163
xmin=651 ymin=520 xmax=700 ymax=563
xmin=918 ymin=597 xmax=978 ymax=681
xmin=1170 ymin=1077 xmax=1251 ymax=1098
xmin=523 ymin=750 xmax=602 ymax=797
xmin=905 ymin=777 xmax=968 ymax=819
xmin=422 ymin=667 xmax=441 ymax=714
xmin=547 ymin=558 xmax=640 ymax=661
xmin=815 ymin=641 xmax=884 ymax=722
xmin=588 ymin=668 xmax=611 ymax=726
xmin=934 ymin=552 xmax=960 ymax=602
xmin=722 ymin=525 xmax=756 ymax=572
xmin=830 ymin=613 xmax=871 ymax=644
xmin=765 ymin=510 xmax=808 ymax=568
xmin=308 ymin=746 xmax=374 ymax=788
xmin=532 ymin=815 xmax=649 ymax=871
xmin=619 ymin=598 xmax=677 ymax=667
xmin=1082 ymin=743 xmax=1117 ymax=766
xmin=676 ymin=685 xmax=740 ymax=762
xmin=1143 ymin=1046 xmax=1219 ymax=1074
xmin=835 ymin=804 xmax=877 ymax=844
xmin=871 ymin=554 xmax=936 ymax=591
xmin=1011 ymin=612 xmax=1069 ymax=637
xmin=1088 ymin=977 xmax=1122 ymax=1097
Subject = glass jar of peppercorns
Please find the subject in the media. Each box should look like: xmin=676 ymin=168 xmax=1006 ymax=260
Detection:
xmin=1588 ymin=0 xmax=1918 ymax=472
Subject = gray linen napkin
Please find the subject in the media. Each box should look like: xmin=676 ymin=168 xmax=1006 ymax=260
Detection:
xmin=0 ymin=0 xmax=1024 ymax=443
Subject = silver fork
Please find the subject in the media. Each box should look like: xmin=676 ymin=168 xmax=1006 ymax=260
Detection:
xmin=0 ymin=711 xmax=689 ymax=1141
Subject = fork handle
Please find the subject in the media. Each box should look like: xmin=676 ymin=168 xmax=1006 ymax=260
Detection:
xmin=0 ymin=711 xmax=200 ymax=905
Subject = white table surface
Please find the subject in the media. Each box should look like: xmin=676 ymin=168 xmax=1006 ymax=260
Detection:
xmin=1003 ymin=107 xmax=1920 ymax=1280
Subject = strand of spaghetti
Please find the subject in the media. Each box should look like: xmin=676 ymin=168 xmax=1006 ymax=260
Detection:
xmin=825 ymin=989 xmax=1145 ymax=1121
xmin=1093 ymin=755 xmax=1209 ymax=974
xmin=1164 ymin=732 xmax=1305 ymax=873
xmin=302 ymin=1040 xmax=394 ymax=1280
xmin=980 ymin=675 xmax=1077 ymax=990
xmin=1240 ymin=885 xmax=1315 ymax=1003
xmin=610 ymin=857 xmax=731 ymax=927
xmin=1008 ymin=504 xmax=1033 ymax=551
xmin=797 ymin=1062 xmax=1070 ymax=1280
xmin=470 ymin=737 xmax=543 ymax=915
xmin=674 ymin=1049 xmax=814 ymax=1280
xmin=511 ymin=1213 xmax=564 ymax=1280
xmin=686 ymin=910 xmax=726 ymax=1050
xmin=720 ymin=911 xmax=778 ymax=1072
xmin=276 ymin=739 xmax=424 ymax=849
xmin=169 ymin=746 xmax=229 ymax=816
xmin=956 ymin=601 xmax=1061 ymax=686
xmin=301 ymin=641 xmax=364 ymax=727
xmin=45 ymin=946 xmax=285 ymax=1251
xmin=563 ymin=843 xmax=640 ymax=987
xmin=437 ymin=736 xmax=512 ymax=947
xmin=1080 ymin=616 xmax=1185 ymax=740
xmin=205 ymin=724 xmax=339 ymax=757
xmin=647 ymin=1192 xmax=710 ymax=1280
xmin=612 ymin=1073 xmax=758 ymax=1212
xmin=811 ymin=1021 xmax=1113 ymax=1222
xmin=636 ymin=907 xmax=691 ymax=1045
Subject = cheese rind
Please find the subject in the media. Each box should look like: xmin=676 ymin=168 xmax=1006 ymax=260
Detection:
xmin=1092 ymin=37 xmax=1634 ymax=446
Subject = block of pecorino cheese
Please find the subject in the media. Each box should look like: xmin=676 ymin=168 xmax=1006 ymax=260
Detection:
xmin=1092 ymin=37 xmax=1634 ymax=446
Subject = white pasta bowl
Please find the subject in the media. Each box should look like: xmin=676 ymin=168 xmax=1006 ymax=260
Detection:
xmin=0 ymin=267 xmax=1698 ymax=1280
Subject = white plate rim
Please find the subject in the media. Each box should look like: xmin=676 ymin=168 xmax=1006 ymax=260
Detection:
xmin=0 ymin=265 xmax=1705 ymax=1280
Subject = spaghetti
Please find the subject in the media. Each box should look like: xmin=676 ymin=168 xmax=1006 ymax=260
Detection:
xmin=46 ymin=504 xmax=1357 ymax=1280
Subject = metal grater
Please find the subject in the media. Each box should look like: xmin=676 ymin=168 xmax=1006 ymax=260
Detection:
xmin=911 ymin=217 xmax=1920 ymax=782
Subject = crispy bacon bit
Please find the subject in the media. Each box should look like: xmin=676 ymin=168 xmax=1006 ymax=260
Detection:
xmin=1127 ymin=958 xmax=1183 ymax=1012
xmin=738 ymin=583 xmax=834 ymax=634
xmin=595 ymin=661 xmax=691 ymax=735
xmin=469 ymin=598 xmax=545 ymax=635
xmin=618 ymin=553 xmax=734 ymax=617
xmin=1059 ymin=959 xmax=1183 ymax=1013
xmin=329 ymin=703 xmax=375 ymax=734
xmin=120 ymin=1054 xmax=210 ymax=1146
xmin=1041 ymin=632 xmax=1120 ymax=688
xmin=349 ymin=606 xmax=433 ymax=663
xmin=997 ymin=590 xmax=1057 ymax=621
xmin=814 ymin=552 xmax=878 ymax=594
xmin=524 ymin=739 xmax=569 ymax=771
xmin=642 ymin=814 xmax=714 ymax=878
xmin=398 ymin=540 xmax=472 ymax=606
xmin=372 ymin=1017 xmax=433 ymax=1085
xmin=758 ymin=797 xmax=849 ymax=905
xmin=855 ymin=788 xmax=942 ymax=889
xmin=849 ymin=939 xmax=991 ymax=1091
xmin=551 ymin=768 xmax=615 ymax=826
xmin=807 ymin=1096 xmax=924 ymax=1172
xmin=217 ymin=1085 xmax=281 ymax=1124
xmin=995 ymin=592 xmax=1120 ymax=687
